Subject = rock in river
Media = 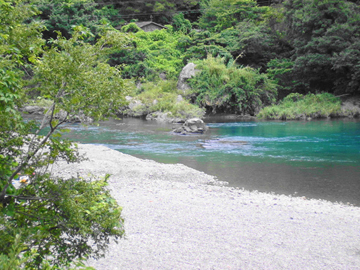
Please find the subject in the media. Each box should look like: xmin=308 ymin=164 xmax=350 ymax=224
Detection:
xmin=173 ymin=118 xmax=208 ymax=135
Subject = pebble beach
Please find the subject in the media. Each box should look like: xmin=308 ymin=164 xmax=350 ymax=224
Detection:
xmin=52 ymin=144 xmax=360 ymax=270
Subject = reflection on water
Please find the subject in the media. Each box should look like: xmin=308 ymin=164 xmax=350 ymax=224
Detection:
xmin=60 ymin=117 xmax=360 ymax=205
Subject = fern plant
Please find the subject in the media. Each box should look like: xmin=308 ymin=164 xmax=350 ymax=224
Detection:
xmin=189 ymin=55 xmax=277 ymax=115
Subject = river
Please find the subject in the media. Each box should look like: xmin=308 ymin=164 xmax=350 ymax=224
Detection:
xmin=58 ymin=117 xmax=360 ymax=206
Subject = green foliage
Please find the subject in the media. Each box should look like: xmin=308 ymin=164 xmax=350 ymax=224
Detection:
xmin=0 ymin=174 xmax=119 ymax=269
xmin=121 ymin=22 xmax=142 ymax=33
xmin=189 ymin=55 xmax=277 ymax=115
xmin=281 ymin=0 xmax=360 ymax=94
xmin=99 ymin=0 xmax=200 ymax=24
xmin=232 ymin=20 xmax=286 ymax=70
xmin=0 ymin=0 xmax=44 ymax=202
xmin=182 ymin=30 xmax=233 ymax=65
xmin=30 ymin=27 xmax=129 ymax=121
xmin=0 ymin=0 xmax=45 ymax=59
xmin=172 ymin=12 xmax=192 ymax=33
xmin=0 ymin=175 xmax=124 ymax=268
xmin=34 ymin=0 xmax=121 ymax=41
xmin=26 ymin=96 xmax=54 ymax=108
xmin=198 ymin=0 xmax=268 ymax=32
xmin=131 ymin=80 xmax=205 ymax=118
xmin=97 ymin=4 xmax=125 ymax=28
xmin=0 ymin=234 xmax=50 ymax=270
xmin=258 ymin=93 xmax=342 ymax=120
xmin=111 ymin=29 xmax=185 ymax=80
xmin=266 ymin=58 xmax=300 ymax=98
xmin=1 ymin=1 xmax=126 ymax=268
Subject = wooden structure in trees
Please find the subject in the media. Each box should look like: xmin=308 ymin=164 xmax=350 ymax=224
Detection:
xmin=134 ymin=21 xmax=167 ymax=32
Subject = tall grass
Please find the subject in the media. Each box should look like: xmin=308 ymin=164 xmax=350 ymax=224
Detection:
xmin=257 ymin=93 xmax=342 ymax=120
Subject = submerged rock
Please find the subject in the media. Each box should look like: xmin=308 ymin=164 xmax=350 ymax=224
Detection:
xmin=200 ymin=138 xmax=249 ymax=149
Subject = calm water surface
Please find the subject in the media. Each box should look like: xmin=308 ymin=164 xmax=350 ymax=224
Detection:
xmin=60 ymin=118 xmax=360 ymax=205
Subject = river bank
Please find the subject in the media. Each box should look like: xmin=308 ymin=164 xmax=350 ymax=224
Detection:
xmin=52 ymin=144 xmax=360 ymax=269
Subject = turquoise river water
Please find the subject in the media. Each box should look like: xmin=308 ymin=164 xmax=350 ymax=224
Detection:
xmin=59 ymin=117 xmax=360 ymax=206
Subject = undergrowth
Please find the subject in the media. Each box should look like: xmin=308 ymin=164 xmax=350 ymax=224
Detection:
xmin=130 ymin=80 xmax=205 ymax=119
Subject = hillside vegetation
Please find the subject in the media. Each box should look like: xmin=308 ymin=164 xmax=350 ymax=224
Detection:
xmin=1 ymin=0 xmax=360 ymax=268
xmin=26 ymin=0 xmax=360 ymax=119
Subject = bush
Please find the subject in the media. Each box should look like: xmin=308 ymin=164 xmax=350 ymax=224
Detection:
xmin=189 ymin=55 xmax=277 ymax=115
xmin=121 ymin=22 xmax=142 ymax=33
xmin=131 ymin=80 xmax=205 ymax=119
xmin=110 ymin=29 xmax=185 ymax=80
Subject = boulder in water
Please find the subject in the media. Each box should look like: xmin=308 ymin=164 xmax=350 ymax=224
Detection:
xmin=173 ymin=118 xmax=208 ymax=135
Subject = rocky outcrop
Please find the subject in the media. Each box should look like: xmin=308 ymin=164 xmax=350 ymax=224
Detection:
xmin=177 ymin=63 xmax=198 ymax=94
xmin=122 ymin=96 xmax=148 ymax=117
xmin=53 ymin=110 xmax=93 ymax=123
xmin=340 ymin=95 xmax=360 ymax=118
xmin=20 ymin=105 xmax=45 ymax=115
xmin=173 ymin=118 xmax=208 ymax=135
xmin=20 ymin=105 xmax=93 ymax=123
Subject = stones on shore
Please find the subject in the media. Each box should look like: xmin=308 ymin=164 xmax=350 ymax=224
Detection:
xmin=20 ymin=105 xmax=45 ymax=115
xmin=20 ymin=105 xmax=93 ymax=123
xmin=146 ymin=112 xmax=185 ymax=123
xmin=173 ymin=118 xmax=208 ymax=135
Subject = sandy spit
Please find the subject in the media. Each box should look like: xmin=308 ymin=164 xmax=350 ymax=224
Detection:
xmin=52 ymin=144 xmax=360 ymax=270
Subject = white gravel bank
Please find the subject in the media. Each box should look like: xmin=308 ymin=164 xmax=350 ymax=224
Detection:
xmin=52 ymin=144 xmax=360 ymax=270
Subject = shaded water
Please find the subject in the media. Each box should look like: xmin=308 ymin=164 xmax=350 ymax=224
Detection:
xmin=60 ymin=118 xmax=360 ymax=205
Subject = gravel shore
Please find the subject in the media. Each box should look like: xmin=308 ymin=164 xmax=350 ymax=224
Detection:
xmin=53 ymin=144 xmax=360 ymax=270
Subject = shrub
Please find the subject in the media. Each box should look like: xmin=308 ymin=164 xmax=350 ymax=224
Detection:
xmin=121 ymin=22 xmax=142 ymax=33
xmin=131 ymin=80 xmax=205 ymax=119
xmin=189 ymin=55 xmax=277 ymax=115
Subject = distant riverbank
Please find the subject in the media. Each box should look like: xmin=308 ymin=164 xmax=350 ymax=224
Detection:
xmin=52 ymin=144 xmax=360 ymax=269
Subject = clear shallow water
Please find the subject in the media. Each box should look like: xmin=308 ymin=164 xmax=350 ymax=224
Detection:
xmin=59 ymin=118 xmax=360 ymax=205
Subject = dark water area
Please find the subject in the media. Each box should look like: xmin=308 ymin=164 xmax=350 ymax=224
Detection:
xmin=57 ymin=117 xmax=360 ymax=206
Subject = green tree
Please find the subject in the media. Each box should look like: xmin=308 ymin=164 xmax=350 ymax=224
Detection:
xmin=172 ymin=12 xmax=192 ymax=33
xmin=182 ymin=30 xmax=234 ymax=65
xmin=281 ymin=0 xmax=360 ymax=94
xmin=34 ymin=0 xmax=123 ymax=40
xmin=198 ymin=0 xmax=268 ymax=32
xmin=0 ymin=1 xmax=127 ymax=268
xmin=113 ymin=27 xmax=185 ymax=80
xmin=95 ymin=0 xmax=200 ymax=24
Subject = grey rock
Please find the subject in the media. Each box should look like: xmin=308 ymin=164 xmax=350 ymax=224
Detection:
xmin=173 ymin=117 xmax=208 ymax=135
xmin=177 ymin=63 xmax=198 ymax=93
xmin=146 ymin=112 xmax=173 ymax=122
xmin=159 ymin=72 xmax=166 ymax=80
xmin=146 ymin=112 xmax=186 ymax=123
xmin=176 ymin=95 xmax=184 ymax=103
xmin=123 ymin=96 xmax=148 ymax=117
xmin=20 ymin=105 xmax=45 ymax=115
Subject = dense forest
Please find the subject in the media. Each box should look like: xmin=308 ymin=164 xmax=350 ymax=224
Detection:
xmin=33 ymin=0 xmax=360 ymax=118
xmin=1 ymin=0 xmax=360 ymax=269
